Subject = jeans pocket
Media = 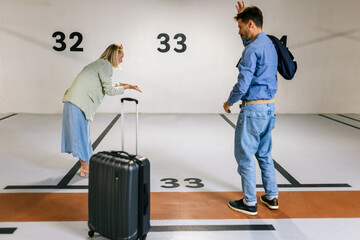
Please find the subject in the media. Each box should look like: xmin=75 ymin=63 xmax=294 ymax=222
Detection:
xmin=271 ymin=115 xmax=277 ymax=130
xmin=237 ymin=111 xmax=244 ymax=125
xmin=245 ymin=111 xmax=266 ymax=136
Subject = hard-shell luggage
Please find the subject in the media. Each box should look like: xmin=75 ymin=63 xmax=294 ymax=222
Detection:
xmin=88 ymin=98 xmax=150 ymax=240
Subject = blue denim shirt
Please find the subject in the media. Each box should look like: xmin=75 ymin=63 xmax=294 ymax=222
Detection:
xmin=227 ymin=32 xmax=278 ymax=106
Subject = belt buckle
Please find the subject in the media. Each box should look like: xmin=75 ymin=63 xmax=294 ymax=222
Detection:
xmin=240 ymin=101 xmax=246 ymax=108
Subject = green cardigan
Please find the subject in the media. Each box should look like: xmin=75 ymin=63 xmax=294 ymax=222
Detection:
xmin=62 ymin=59 xmax=124 ymax=121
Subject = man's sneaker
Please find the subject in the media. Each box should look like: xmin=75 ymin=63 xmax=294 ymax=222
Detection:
xmin=228 ymin=199 xmax=258 ymax=216
xmin=260 ymin=195 xmax=279 ymax=210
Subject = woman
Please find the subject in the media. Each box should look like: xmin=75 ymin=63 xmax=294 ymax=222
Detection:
xmin=61 ymin=44 xmax=141 ymax=177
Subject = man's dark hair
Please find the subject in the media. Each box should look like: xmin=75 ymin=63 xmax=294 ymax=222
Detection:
xmin=234 ymin=6 xmax=263 ymax=28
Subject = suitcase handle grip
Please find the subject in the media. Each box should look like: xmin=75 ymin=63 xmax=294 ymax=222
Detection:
xmin=108 ymin=151 xmax=136 ymax=160
xmin=121 ymin=97 xmax=139 ymax=104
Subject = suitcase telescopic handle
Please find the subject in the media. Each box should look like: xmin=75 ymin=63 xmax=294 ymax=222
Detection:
xmin=121 ymin=97 xmax=139 ymax=155
xmin=121 ymin=97 xmax=139 ymax=104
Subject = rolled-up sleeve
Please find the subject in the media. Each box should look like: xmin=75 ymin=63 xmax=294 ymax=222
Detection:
xmin=99 ymin=61 xmax=124 ymax=96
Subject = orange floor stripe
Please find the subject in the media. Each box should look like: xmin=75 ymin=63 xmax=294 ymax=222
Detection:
xmin=1 ymin=191 xmax=360 ymax=222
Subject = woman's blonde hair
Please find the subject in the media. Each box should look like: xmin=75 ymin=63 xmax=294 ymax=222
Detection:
xmin=99 ymin=44 xmax=124 ymax=68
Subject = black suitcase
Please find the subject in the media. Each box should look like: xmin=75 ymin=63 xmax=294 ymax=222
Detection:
xmin=88 ymin=98 xmax=150 ymax=240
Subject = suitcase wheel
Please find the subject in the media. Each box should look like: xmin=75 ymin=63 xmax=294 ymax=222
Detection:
xmin=139 ymin=234 xmax=147 ymax=240
xmin=88 ymin=230 xmax=95 ymax=238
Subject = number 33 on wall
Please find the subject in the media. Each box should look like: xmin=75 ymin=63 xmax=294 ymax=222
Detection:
xmin=157 ymin=33 xmax=187 ymax=53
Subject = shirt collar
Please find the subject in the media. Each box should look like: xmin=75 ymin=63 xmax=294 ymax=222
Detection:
xmin=253 ymin=32 xmax=265 ymax=41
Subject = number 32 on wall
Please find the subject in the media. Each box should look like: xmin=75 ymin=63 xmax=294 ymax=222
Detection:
xmin=52 ymin=31 xmax=83 ymax=52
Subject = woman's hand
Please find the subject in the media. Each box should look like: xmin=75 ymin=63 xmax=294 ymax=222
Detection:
xmin=236 ymin=0 xmax=246 ymax=14
xmin=113 ymin=82 xmax=127 ymax=87
xmin=114 ymin=82 xmax=132 ymax=88
xmin=124 ymin=84 xmax=142 ymax=93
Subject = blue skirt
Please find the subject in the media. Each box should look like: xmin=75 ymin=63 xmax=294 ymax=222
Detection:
xmin=61 ymin=102 xmax=93 ymax=161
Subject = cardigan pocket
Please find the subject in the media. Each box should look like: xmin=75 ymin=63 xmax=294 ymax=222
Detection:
xmin=87 ymin=91 xmax=104 ymax=107
xmin=88 ymin=93 xmax=95 ymax=103
xmin=88 ymin=92 xmax=98 ymax=104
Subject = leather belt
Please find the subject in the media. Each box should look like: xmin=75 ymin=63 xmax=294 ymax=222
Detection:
xmin=242 ymin=99 xmax=275 ymax=105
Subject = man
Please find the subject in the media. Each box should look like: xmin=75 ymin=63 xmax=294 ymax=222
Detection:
xmin=223 ymin=1 xmax=279 ymax=216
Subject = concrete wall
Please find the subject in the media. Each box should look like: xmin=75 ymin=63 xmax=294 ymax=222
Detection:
xmin=1 ymin=0 xmax=359 ymax=114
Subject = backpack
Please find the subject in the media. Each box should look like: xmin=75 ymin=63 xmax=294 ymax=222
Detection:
xmin=267 ymin=35 xmax=297 ymax=80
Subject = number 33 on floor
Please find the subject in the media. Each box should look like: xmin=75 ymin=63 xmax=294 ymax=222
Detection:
xmin=161 ymin=178 xmax=204 ymax=188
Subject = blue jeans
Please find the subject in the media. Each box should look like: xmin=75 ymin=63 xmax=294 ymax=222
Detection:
xmin=234 ymin=103 xmax=278 ymax=205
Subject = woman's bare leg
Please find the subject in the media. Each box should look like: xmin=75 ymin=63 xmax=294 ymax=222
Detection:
xmin=79 ymin=159 xmax=89 ymax=177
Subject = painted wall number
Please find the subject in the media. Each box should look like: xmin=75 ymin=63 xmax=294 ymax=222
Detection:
xmin=160 ymin=178 xmax=204 ymax=188
xmin=157 ymin=33 xmax=187 ymax=53
xmin=52 ymin=31 xmax=83 ymax=52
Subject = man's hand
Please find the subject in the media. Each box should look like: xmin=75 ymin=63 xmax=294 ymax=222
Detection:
xmin=223 ymin=102 xmax=231 ymax=113
xmin=236 ymin=0 xmax=246 ymax=14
